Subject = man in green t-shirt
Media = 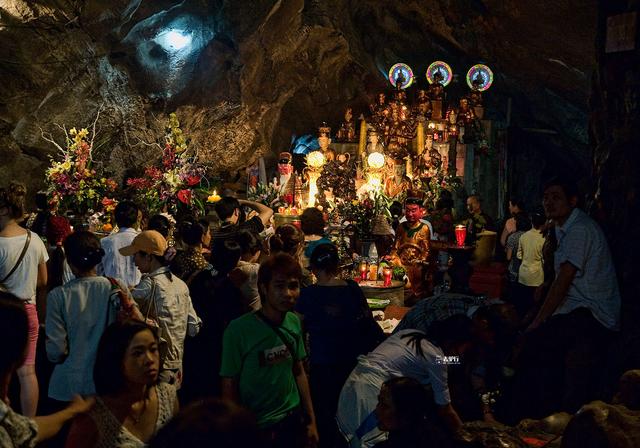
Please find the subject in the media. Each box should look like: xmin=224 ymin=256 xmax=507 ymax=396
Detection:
xmin=221 ymin=253 xmax=319 ymax=447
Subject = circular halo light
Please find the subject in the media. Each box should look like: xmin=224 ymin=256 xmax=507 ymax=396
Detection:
xmin=426 ymin=61 xmax=453 ymax=87
xmin=388 ymin=63 xmax=414 ymax=89
xmin=466 ymin=64 xmax=493 ymax=91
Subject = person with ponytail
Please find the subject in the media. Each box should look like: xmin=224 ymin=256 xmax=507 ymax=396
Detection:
xmin=45 ymin=231 xmax=137 ymax=405
xmin=0 ymin=182 xmax=49 ymax=417
xmin=120 ymin=230 xmax=202 ymax=387
xmin=171 ymin=217 xmax=211 ymax=281
xmin=336 ymin=314 xmax=472 ymax=447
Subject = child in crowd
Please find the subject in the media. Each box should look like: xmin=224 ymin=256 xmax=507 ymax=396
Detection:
xmin=45 ymin=215 xmax=74 ymax=291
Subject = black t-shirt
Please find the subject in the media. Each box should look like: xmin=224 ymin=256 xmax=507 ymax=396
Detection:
xmin=295 ymin=279 xmax=383 ymax=364
xmin=181 ymin=267 xmax=245 ymax=403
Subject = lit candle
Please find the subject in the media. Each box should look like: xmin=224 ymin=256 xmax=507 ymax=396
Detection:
xmin=455 ymin=225 xmax=467 ymax=247
xmin=383 ymin=266 xmax=393 ymax=287
xmin=369 ymin=264 xmax=378 ymax=281
xmin=360 ymin=262 xmax=368 ymax=282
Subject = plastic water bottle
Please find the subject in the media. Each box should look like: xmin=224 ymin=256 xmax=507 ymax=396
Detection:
xmin=368 ymin=243 xmax=378 ymax=261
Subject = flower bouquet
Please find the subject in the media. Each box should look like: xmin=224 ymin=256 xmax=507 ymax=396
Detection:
xmin=247 ymin=180 xmax=284 ymax=209
xmin=126 ymin=113 xmax=206 ymax=215
xmin=44 ymin=127 xmax=118 ymax=219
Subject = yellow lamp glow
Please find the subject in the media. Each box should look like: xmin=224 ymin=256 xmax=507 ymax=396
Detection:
xmin=305 ymin=151 xmax=326 ymax=208
xmin=367 ymin=151 xmax=385 ymax=169
xmin=306 ymin=151 xmax=326 ymax=168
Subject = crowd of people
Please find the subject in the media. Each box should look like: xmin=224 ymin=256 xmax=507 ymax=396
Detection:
xmin=0 ymin=175 xmax=629 ymax=448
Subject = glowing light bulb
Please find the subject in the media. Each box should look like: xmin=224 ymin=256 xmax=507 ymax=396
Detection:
xmin=306 ymin=151 xmax=326 ymax=168
xmin=367 ymin=152 xmax=385 ymax=169
xmin=156 ymin=30 xmax=192 ymax=51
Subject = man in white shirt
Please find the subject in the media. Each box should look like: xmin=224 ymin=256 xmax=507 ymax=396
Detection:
xmin=509 ymin=178 xmax=620 ymax=420
xmin=98 ymin=201 xmax=141 ymax=289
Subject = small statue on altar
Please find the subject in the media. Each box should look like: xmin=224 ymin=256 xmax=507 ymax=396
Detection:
xmin=370 ymin=93 xmax=387 ymax=116
xmin=387 ymin=193 xmax=431 ymax=303
xmin=277 ymin=152 xmax=295 ymax=204
xmin=469 ymin=89 xmax=482 ymax=108
xmin=415 ymin=89 xmax=432 ymax=119
xmin=318 ymin=123 xmax=336 ymax=162
xmin=336 ymin=107 xmax=357 ymax=142
xmin=469 ymin=89 xmax=484 ymax=119
xmin=446 ymin=107 xmax=458 ymax=126
xmin=383 ymin=158 xmax=411 ymax=198
xmin=457 ymin=97 xmax=476 ymax=126
xmin=365 ymin=128 xmax=385 ymax=155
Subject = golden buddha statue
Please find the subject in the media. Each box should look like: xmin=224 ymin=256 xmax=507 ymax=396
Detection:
xmin=318 ymin=123 xmax=336 ymax=162
xmin=365 ymin=128 xmax=385 ymax=155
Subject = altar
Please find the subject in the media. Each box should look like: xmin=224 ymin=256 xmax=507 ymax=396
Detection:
xmin=244 ymin=60 xmax=501 ymax=294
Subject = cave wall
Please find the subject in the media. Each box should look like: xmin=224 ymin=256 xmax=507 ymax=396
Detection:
xmin=590 ymin=0 xmax=640 ymax=380
xmin=0 ymin=0 xmax=596 ymax=205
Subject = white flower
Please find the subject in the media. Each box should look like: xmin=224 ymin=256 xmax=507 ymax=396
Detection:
xmin=163 ymin=171 xmax=181 ymax=188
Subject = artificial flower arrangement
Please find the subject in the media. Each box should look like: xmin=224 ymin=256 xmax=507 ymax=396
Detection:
xmin=44 ymin=127 xmax=118 ymax=220
xmin=247 ymin=180 xmax=286 ymax=210
xmin=126 ymin=113 xmax=207 ymax=215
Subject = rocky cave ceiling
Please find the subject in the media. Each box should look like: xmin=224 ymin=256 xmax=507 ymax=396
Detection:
xmin=0 ymin=0 xmax=597 ymax=193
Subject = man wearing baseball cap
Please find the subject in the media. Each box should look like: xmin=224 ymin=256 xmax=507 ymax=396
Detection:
xmin=120 ymin=230 xmax=201 ymax=386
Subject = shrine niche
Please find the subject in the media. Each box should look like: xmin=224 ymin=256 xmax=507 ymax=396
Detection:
xmin=258 ymin=60 xmax=496 ymax=217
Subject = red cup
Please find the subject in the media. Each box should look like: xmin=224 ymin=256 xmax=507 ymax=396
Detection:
xmin=455 ymin=225 xmax=466 ymax=247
